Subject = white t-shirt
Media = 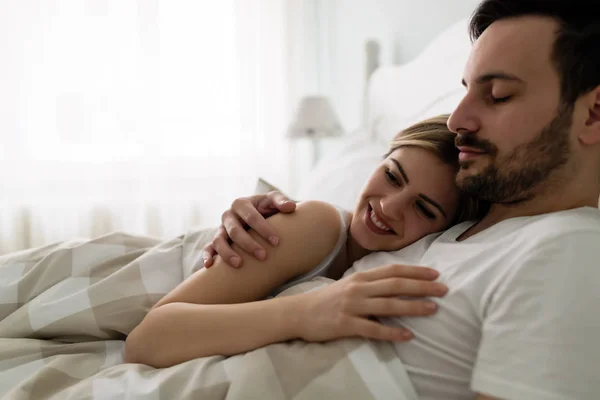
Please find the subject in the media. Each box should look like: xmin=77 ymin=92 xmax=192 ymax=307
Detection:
xmin=344 ymin=206 xmax=600 ymax=400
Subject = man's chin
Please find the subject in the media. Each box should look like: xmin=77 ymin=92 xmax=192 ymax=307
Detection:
xmin=458 ymin=156 xmax=490 ymax=176
xmin=458 ymin=158 xmax=480 ymax=170
xmin=457 ymin=166 xmax=478 ymax=182
xmin=456 ymin=168 xmax=486 ymax=193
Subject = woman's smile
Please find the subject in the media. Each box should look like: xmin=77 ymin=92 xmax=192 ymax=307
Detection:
xmin=364 ymin=204 xmax=396 ymax=235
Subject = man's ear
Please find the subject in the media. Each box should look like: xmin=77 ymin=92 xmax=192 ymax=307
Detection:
xmin=579 ymin=86 xmax=600 ymax=145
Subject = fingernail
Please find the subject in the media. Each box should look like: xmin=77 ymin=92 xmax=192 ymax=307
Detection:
xmin=435 ymin=283 xmax=448 ymax=295
xmin=425 ymin=302 xmax=437 ymax=311
xmin=401 ymin=330 xmax=413 ymax=340
xmin=255 ymin=249 xmax=266 ymax=260
xmin=230 ymin=256 xmax=241 ymax=267
xmin=428 ymin=269 xmax=440 ymax=279
xmin=269 ymin=236 xmax=279 ymax=246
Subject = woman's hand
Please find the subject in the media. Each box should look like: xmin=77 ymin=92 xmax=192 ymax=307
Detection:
xmin=293 ymin=264 xmax=448 ymax=342
xmin=202 ymin=191 xmax=296 ymax=268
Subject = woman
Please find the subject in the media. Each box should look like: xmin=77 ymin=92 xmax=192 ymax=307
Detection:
xmin=125 ymin=115 xmax=487 ymax=368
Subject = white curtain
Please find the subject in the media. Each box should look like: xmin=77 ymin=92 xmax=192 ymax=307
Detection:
xmin=0 ymin=0 xmax=293 ymax=253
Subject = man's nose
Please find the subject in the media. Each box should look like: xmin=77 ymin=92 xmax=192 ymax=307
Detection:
xmin=447 ymin=95 xmax=479 ymax=135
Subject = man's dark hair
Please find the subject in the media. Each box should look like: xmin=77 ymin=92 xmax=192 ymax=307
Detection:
xmin=469 ymin=0 xmax=600 ymax=105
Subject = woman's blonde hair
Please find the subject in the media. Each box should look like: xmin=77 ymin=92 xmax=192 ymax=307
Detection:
xmin=385 ymin=114 xmax=488 ymax=224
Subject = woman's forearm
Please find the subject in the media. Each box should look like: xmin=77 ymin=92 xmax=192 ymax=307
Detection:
xmin=125 ymin=202 xmax=343 ymax=368
xmin=125 ymin=296 xmax=303 ymax=368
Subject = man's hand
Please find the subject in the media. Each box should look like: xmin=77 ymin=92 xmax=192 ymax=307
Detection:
xmin=202 ymin=191 xmax=296 ymax=268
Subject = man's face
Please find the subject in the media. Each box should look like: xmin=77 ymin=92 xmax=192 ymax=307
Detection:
xmin=447 ymin=16 xmax=574 ymax=203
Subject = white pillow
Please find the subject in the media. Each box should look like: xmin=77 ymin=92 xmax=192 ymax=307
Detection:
xmin=296 ymin=137 xmax=387 ymax=211
xmin=254 ymin=177 xmax=283 ymax=195
xmin=371 ymin=89 xmax=466 ymax=147
xmin=366 ymin=18 xmax=471 ymax=144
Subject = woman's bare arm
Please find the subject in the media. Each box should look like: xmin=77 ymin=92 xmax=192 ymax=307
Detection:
xmin=125 ymin=201 xmax=343 ymax=367
xmin=125 ymin=295 xmax=305 ymax=367
xmin=153 ymin=201 xmax=342 ymax=307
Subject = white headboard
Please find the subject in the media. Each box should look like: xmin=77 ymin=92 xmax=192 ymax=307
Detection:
xmin=366 ymin=18 xmax=472 ymax=145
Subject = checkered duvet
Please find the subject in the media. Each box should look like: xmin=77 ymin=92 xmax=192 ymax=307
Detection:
xmin=0 ymin=229 xmax=417 ymax=400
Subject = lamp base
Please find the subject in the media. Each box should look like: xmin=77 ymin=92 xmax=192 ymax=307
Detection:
xmin=311 ymin=138 xmax=320 ymax=168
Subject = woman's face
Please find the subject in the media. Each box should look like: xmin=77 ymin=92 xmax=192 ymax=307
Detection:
xmin=351 ymin=146 xmax=460 ymax=251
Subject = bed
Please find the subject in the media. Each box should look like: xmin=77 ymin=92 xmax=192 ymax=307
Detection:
xmin=0 ymin=18 xmax=473 ymax=400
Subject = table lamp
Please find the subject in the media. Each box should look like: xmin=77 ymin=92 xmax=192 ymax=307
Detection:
xmin=287 ymin=96 xmax=343 ymax=167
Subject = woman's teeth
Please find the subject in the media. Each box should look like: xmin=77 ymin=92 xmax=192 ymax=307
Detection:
xmin=370 ymin=209 xmax=392 ymax=232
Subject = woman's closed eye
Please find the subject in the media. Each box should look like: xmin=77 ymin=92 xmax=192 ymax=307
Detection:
xmin=385 ymin=169 xmax=403 ymax=187
xmin=416 ymin=201 xmax=436 ymax=221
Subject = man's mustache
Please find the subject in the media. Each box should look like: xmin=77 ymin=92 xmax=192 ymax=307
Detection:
xmin=455 ymin=134 xmax=498 ymax=155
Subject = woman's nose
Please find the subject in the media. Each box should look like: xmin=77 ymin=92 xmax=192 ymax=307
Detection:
xmin=380 ymin=195 xmax=406 ymax=223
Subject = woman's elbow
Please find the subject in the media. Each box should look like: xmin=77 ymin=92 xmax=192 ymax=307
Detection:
xmin=124 ymin=309 xmax=165 ymax=367
xmin=124 ymin=323 xmax=149 ymax=365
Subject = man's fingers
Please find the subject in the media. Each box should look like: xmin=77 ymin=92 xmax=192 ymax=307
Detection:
xmin=266 ymin=190 xmax=296 ymax=213
xmin=362 ymin=277 xmax=448 ymax=298
xmin=356 ymin=264 xmax=440 ymax=282
xmin=212 ymin=231 xmax=243 ymax=268
xmin=355 ymin=298 xmax=439 ymax=318
xmin=350 ymin=318 xmax=414 ymax=342
xmin=231 ymin=201 xmax=280 ymax=247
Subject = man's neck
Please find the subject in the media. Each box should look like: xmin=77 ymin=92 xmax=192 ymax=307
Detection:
xmin=459 ymin=182 xmax=598 ymax=241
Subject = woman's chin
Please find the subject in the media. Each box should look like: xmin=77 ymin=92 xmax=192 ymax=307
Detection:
xmin=350 ymin=221 xmax=403 ymax=252
xmin=355 ymin=232 xmax=401 ymax=252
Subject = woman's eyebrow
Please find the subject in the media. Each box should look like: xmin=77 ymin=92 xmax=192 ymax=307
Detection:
xmin=418 ymin=194 xmax=447 ymax=218
xmin=390 ymin=159 xmax=409 ymax=183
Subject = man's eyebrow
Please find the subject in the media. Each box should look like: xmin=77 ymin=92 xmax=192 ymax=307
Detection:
xmin=419 ymin=194 xmax=447 ymax=219
xmin=461 ymin=72 xmax=524 ymax=88
xmin=390 ymin=159 xmax=409 ymax=184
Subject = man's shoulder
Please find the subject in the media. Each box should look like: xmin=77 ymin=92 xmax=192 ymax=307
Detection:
xmin=483 ymin=208 xmax=600 ymax=300
xmin=498 ymin=207 xmax=600 ymax=275
xmin=532 ymin=206 xmax=600 ymax=226
xmin=517 ymin=206 xmax=600 ymax=241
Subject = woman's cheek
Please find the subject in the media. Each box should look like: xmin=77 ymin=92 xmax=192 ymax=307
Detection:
xmin=409 ymin=216 xmax=430 ymax=241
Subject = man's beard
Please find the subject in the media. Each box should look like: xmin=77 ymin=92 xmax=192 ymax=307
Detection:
xmin=456 ymin=104 xmax=573 ymax=204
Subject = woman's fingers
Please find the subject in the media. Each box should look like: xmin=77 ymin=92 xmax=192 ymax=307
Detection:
xmin=264 ymin=191 xmax=296 ymax=214
xmin=201 ymin=243 xmax=216 ymax=268
xmin=207 ymin=193 xmax=296 ymax=268
xmin=349 ymin=318 xmax=414 ymax=342
xmin=355 ymin=264 xmax=440 ymax=282
xmin=222 ymin=207 xmax=268 ymax=261
xmin=230 ymin=197 xmax=280 ymax=248
xmin=360 ymin=277 xmax=448 ymax=298
xmin=354 ymin=297 xmax=439 ymax=318
xmin=211 ymin=226 xmax=245 ymax=268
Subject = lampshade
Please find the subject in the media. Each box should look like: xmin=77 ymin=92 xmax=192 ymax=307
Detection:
xmin=287 ymin=96 xmax=343 ymax=138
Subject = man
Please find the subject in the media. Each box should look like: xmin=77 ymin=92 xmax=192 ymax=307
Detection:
xmin=202 ymin=1 xmax=600 ymax=399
